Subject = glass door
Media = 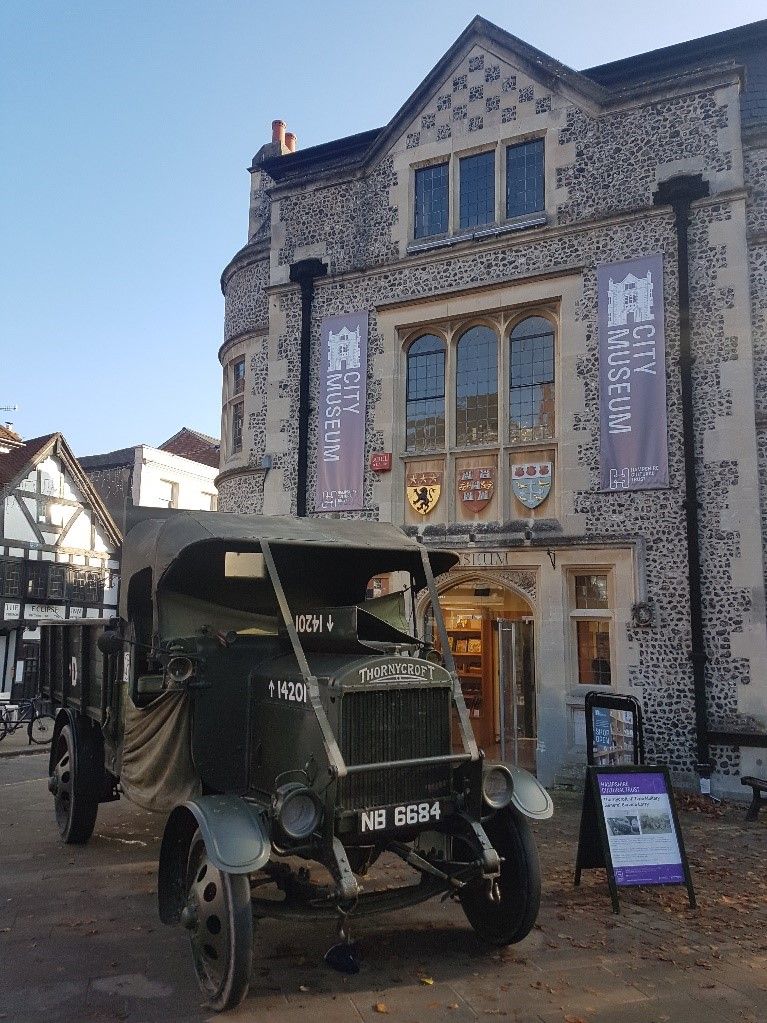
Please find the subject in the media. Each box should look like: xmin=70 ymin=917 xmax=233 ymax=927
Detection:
xmin=497 ymin=618 xmax=537 ymax=773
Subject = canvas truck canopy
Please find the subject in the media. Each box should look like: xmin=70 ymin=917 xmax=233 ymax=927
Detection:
xmin=118 ymin=510 xmax=458 ymax=639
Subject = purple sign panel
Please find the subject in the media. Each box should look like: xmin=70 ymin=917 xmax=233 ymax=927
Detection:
xmin=314 ymin=310 xmax=368 ymax=512
xmin=597 ymin=771 xmax=684 ymax=886
xmin=598 ymin=253 xmax=669 ymax=492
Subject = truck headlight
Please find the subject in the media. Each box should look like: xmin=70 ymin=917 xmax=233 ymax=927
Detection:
xmin=482 ymin=765 xmax=515 ymax=810
xmin=274 ymin=783 xmax=321 ymax=841
xmin=166 ymin=655 xmax=195 ymax=684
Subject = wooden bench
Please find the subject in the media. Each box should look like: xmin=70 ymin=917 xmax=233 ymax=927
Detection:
xmin=741 ymin=776 xmax=767 ymax=821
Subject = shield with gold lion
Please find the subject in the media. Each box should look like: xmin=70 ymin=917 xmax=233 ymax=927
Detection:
xmin=406 ymin=471 xmax=442 ymax=515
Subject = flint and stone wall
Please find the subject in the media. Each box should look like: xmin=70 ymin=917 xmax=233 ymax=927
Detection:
xmin=217 ymin=46 xmax=767 ymax=791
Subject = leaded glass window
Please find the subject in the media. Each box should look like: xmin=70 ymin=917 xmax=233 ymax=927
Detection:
xmin=575 ymin=574 xmax=609 ymax=610
xmin=459 ymin=151 xmax=495 ymax=229
xmin=456 ymin=326 xmax=498 ymax=446
xmin=67 ymin=566 xmax=103 ymax=604
xmin=406 ymin=335 xmax=446 ymax=451
xmin=232 ymin=402 xmax=244 ymax=454
xmin=26 ymin=562 xmax=47 ymax=600
xmin=509 ymin=316 xmax=554 ymax=443
xmin=506 ymin=138 xmax=544 ymax=219
xmin=48 ymin=565 xmax=66 ymax=600
xmin=414 ymin=163 xmax=449 ymax=239
xmin=1 ymin=559 xmax=22 ymax=598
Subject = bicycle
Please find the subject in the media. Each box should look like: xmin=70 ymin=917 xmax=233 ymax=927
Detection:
xmin=0 ymin=696 xmax=56 ymax=744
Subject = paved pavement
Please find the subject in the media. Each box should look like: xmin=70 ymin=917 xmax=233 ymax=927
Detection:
xmin=0 ymin=723 xmax=48 ymax=758
xmin=1 ymin=755 xmax=765 ymax=1023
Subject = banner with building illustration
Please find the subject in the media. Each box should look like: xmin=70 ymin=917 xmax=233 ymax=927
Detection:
xmin=315 ymin=311 xmax=368 ymax=512
xmin=598 ymin=254 xmax=669 ymax=491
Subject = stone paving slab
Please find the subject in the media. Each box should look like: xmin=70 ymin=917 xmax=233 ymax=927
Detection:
xmin=1 ymin=757 xmax=765 ymax=1023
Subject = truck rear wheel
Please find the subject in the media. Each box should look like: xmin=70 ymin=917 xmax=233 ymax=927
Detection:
xmin=459 ymin=808 xmax=541 ymax=946
xmin=183 ymin=830 xmax=253 ymax=1012
xmin=50 ymin=724 xmax=99 ymax=844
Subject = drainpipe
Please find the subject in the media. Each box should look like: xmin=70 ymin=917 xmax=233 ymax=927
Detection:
xmin=289 ymin=258 xmax=327 ymax=517
xmin=653 ymin=174 xmax=711 ymax=790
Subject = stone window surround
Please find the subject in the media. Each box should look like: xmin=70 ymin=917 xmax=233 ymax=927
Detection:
xmin=221 ymin=341 xmax=247 ymax=465
xmin=376 ymin=271 xmax=582 ymax=528
xmin=407 ymin=130 xmax=548 ymax=244
xmin=566 ymin=566 xmax=616 ymax=691
xmin=400 ymin=302 xmax=559 ymax=457
xmin=232 ymin=356 xmax=246 ymax=395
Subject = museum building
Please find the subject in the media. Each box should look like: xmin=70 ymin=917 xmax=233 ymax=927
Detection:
xmin=215 ymin=17 xmax=767 ymax=795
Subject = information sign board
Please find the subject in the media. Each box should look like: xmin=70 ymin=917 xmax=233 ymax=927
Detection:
xmin=585 ymin=691 xmax=645 ymax=767
xmin=574 ymin=765 xmax=695 ymax=913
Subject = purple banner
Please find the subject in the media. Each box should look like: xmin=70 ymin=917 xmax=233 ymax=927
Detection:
xmin=598 ymin=254 xmax=669 ymax=492
xmin=314 ymin=310 xmax=368 ymax=512
xmin=597 ymin=771 xmax=684 ymax=886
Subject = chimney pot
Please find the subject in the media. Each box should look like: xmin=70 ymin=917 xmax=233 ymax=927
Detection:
xmin=271 ymin=119 xmax=286 ymax=145
xmin=285 ymin=131 xmax=297 ymax=153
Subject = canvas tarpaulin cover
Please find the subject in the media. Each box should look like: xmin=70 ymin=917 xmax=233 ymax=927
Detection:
xmin=118 ymin=509 xmax=458 ymax=629
xmin=119 ymin=691 xmax=201 ymax=812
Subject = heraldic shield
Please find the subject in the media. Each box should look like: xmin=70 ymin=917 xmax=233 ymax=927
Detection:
xmin=406 ymin=471 xmax=442 ymax=515
xmin=512 ymin=462 xmax=552 ymax=509
xmin=457 ymin=467 xmax=495 ymax=508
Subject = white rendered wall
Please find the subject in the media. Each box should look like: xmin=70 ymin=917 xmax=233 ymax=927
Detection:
xmin=132 ymin=446 xmax=218 ymax=511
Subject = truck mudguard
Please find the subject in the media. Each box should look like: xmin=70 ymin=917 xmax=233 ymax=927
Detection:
xmin=158 ymin=796 xmax=271 ymax=925
xmin=506 ymin=764 xmax=554 ymax=820
xmin=481 ymin=761 xmax=553 ymax=821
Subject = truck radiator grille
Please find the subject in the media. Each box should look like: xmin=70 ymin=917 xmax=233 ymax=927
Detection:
xmin=338 ymin=687 xmax=451 ymax=810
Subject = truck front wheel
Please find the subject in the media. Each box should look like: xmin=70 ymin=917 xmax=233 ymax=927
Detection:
xmin=459 ymin=808 xmax=541 ymax=946
xmin=183 ymin=830 xmax=253 ymax=1012
xmin=50 ymin=723 xmax=99 ymax=844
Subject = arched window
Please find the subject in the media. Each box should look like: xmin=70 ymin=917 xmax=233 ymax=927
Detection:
xmin=456 ymin=325 xmax=498 ymax=446
xmin=405 ymin=335 xmax=446 ymax=451
xmin=509 ymin=316 xmax=555 ymax=443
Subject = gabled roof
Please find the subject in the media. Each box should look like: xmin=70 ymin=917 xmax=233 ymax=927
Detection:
xmin=0 ymin=432 xmax=122 ymax=546
xmin=262 ymin=16 xmax=604 ymax=185
xmin=0 ymin=423 xmax=24 ymax=452
xmin=260 ymin=16 xmax=767 ymax=186
xmin=159 ymin=427 xmax=221 ymax=469
xmin=78 ymin=446 xmax=137 ymax=471
xmin=0 ymin=433 xmax=56 ymax=490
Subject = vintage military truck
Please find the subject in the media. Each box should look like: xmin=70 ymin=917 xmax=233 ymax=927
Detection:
xmin=39 ymin=511 xmax=552 ymax=1011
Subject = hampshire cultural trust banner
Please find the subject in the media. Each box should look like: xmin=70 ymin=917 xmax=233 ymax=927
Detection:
xmin=598 ymin=253 xmax=669 ymax=491
xmin=314 ymin=310 xmax=368 ymax=512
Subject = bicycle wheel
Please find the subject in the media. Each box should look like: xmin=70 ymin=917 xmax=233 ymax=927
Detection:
xmin=30 ymin=713 xmax=56 ymax=744
xmin=0 ymin=713 xmax=7 ymax=742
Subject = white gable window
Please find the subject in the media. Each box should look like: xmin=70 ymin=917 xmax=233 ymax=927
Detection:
xmin=156 ymin=479 xmax=179 ymax=509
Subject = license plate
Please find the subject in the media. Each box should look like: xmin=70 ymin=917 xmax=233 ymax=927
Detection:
xmin=357 ymin=799 xmax=448 ymax=835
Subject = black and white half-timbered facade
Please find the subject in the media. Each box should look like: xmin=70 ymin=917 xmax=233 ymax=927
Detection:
xmin=0 ymin=431 xmax=121 ymax=701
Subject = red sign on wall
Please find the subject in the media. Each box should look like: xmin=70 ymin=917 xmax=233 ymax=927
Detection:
xmin=370 ymin=452 xmax=392 ymax=473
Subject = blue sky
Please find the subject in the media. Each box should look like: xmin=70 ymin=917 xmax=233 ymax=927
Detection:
xmin=1 ymin=0 xmax=764 ymax=456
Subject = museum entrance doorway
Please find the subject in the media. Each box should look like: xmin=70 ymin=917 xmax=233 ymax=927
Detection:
xmin=430 ymin=579 xmax=537 ymax=772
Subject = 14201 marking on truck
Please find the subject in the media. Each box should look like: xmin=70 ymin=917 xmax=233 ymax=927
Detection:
xmin=268 ymin=679 xmax=307 ymax=702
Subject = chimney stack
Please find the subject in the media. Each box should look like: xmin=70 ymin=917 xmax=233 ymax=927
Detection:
xmin=271 ymin=119 xmax=286 ymax=146
xmin=285 ymin=131 xmax=297 ymax=153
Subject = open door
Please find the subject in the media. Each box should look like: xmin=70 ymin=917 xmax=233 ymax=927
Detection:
xmin=497 ymin=618 xmax=537 ymax=773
